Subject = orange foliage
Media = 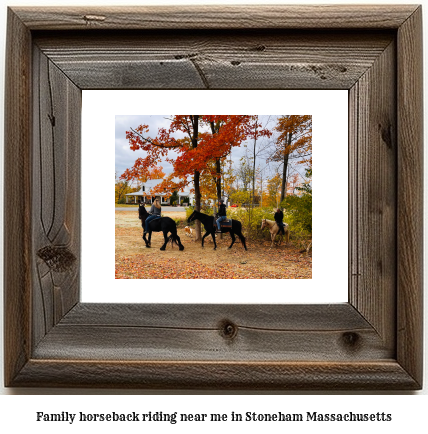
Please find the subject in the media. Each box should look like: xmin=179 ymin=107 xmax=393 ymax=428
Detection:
xmin=121 ymin=161 xmax=166 ymax=182
xmin=287 ymin=173 xmax=301 ymax=195
xmin=273 ymin=115 xmax=312 ymax=167
xmin=120 ymin=115 xmax=271 ymax=197
xmin=266 ymin=173 xmax=282 ymax=207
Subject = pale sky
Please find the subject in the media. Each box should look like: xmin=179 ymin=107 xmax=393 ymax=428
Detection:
xmin=115 ymin=115 xmax=285 ymax=184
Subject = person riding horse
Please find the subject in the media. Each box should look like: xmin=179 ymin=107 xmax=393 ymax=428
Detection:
xmin=274 ymin=207 xmax=286 ymax=235
xmin=144 ymin=198 xmax=162 ymax=236
xmin=216 ymin=199 xmax=227 ymax=233
xmin=139 ymin=202 xmax=184 ymax=251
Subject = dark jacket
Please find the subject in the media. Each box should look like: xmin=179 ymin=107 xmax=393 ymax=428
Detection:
xmin=218 ymin=203 xmax=227 ymax=217
xmin=274 ymin=210 xmax=284 ymax=225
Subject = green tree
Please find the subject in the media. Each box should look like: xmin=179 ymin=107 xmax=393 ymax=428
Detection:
xmin=169 ymin=190 xmax=179 ymax=205
xmin=281 ymin=168 xmax=312 ymax=234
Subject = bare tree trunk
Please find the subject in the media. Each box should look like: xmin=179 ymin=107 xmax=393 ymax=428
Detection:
xmin=279 ymin=132 xmax=292 ymax=206
xmin=191 ymin=115 xmax=202 ymax=241
xmin=210 ymin=121 xmax=222 ymax=203
xmin=216 ymin=158 xmax=222 ymax=200
xmin=250 ymin=117 xmax=258 ymax=227
xmin=252 ymin=119 xmax=258 ymax=208
xmin=280 ymin=154 xmax=289 ymax=205
xmin=194 ymin=169 xmax=202 ymax=240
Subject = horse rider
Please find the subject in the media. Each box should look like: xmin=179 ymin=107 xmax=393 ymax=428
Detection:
xmin=144 ymin=198 xmax=162 ymax=235
xmin=216 ymin=199 xmax=227 ymax=233
xmin=274 ymin=207 xmax=286 ymax=235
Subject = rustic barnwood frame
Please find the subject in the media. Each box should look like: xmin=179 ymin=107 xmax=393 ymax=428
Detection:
xmin=4 ymin=5 xmax=423 ymax=389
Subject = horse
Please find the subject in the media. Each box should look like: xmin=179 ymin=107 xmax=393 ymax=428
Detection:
xmin=187 ymin=210 xmax=247 ymax=251
xmin=261 ymin=218 xmax=290 ymax=248
xmin=138 ymin=204 xmax=184 ymax=251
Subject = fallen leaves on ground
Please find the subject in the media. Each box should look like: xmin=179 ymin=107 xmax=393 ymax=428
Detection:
xmin=115 ymin=225 xmax=312 ymax=280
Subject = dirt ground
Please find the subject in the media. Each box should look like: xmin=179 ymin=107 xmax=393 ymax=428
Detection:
xmin=115 ymin=211 xmax=312 ymax=279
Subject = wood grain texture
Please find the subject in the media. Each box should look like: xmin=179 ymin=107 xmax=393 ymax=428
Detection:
xmin=60 ymin=303 xmax=370 ymax=329
xmin=3 ymin=8 xmax=32 ymax=388
xmin=32 ymin=304 xmax=392 ymax=362
xmin=349 ymin=40 xmax=397 ymax=351
xmin=396 ymin=6 xmax=424 ymax=387
xmin=32 ymin=46 xmax=81 ymax=348
xmin=12 ymin=5 xmax=419 ymax=30
xmin=34 ymin=31 xmax=394 ymax=90
xmin=12 ymin=361 xmax=419 ymax=390
xmin=3 ymin=5 xmax=423 ymax=390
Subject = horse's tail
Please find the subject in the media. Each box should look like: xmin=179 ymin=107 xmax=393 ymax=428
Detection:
xmin=238 ymin=231 xmax=247 ymax=250
xmin=168 ymin=225 xmax=178 ymax=245
xmin=170 ymin=223 xmax=185 ymax=251
xmin=236 ymin=222 xmax=247 ymax=250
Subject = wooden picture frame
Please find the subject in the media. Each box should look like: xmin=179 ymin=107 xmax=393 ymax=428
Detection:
xmin=4 ymin=5 xmax=423 ymax=390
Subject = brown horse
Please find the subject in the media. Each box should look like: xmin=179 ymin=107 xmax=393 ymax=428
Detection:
xmin=261 ymin=219 xmax=289 ymax=248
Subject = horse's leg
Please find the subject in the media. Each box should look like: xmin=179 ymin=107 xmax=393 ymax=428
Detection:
xmin=160 ymin=231 xmax=169 ymax=250
xmin=238 ymin=231 xmax=247 ymax=251
xmin=274 ymin=229 xmax=282 ymax=246
xmin=170 ymin=224 xmax=184 ymax=251
xmin=201 ymin=231 xmax=211 ymax=249
xmin=228 ymin=231 xmax=236 ymax=249
xmin=175 ymin=234 xmax=184 ymax=251
xmin=270 ymin=231 xmax=275 ymax=248
xmin=142 ymin=232 xmax=150 ymax=248
xmin=147 ymin=232 xmax=152 ymax=247
xmin=209 ymin=231 xmax=217 ymax=250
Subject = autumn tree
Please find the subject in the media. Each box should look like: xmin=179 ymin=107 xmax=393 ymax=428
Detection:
xmin=203 ymin=115 xmax=269 ymax=205
xmin=287 ymin=172 xmax=301 ymax=195
xmin=121 ymin=115 xmax=266 ymax=240
xmin=271 ymin=115 xmax=312 ymax=204
xmin=235 ymin=157 xmax=253 ymax=192
xmin=115 ymin=172 xmax=137 ymax=204
xmin=199 ymin=169 xmax=218 ymax=203
xmin=125 ymin=166 xmax=167 ymax=201
xmin=121 ymin=115 xmax=203 ymax=238
xmin=221 ymin=156 xmax=236 ymax=202
xmin=281 ymin=168 xmax=312 ymax=235
xmin=266 ymin=172 xmax=282 ymax=208
xmin=137 ymin=166 xmax=165 ymax=184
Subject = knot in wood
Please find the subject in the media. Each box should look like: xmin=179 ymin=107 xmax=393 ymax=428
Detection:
xmin=83 ymin=15 xmax=106 ymax=23
xmin=341 ymin=332 xmax=361 ymax=350
xmin=37 ymin=245 xmax=76 ymax=272
xmin=378 ymin=122 xmax=393 ymax=149
xmin=219 ymin=320 xmax=238 ymax=340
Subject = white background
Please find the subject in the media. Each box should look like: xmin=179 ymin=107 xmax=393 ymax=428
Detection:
xmin=0 ymin=0 xmax=427 ymax=431
xmin=82 ymin=90 xmax=348 ymax=303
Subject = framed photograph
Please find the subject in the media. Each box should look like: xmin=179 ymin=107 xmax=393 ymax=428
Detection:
xmin=4 ymin=5 xmax=423 ymax=389
xmin=85 ymin=91 xmax=347 ymax=304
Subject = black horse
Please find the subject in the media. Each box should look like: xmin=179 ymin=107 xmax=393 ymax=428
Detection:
xmin=187 ymin=210 xmax=247 ymax=251
xmin=138 ymin=204 xmax=184 ymax=251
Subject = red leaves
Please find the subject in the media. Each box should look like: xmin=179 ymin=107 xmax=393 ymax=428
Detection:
xmin=120 ymin=115 xmax=273 ymax=193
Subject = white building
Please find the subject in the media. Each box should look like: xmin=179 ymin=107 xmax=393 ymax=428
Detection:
xmin=125 ymin=179 xmax=194 ymax=206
